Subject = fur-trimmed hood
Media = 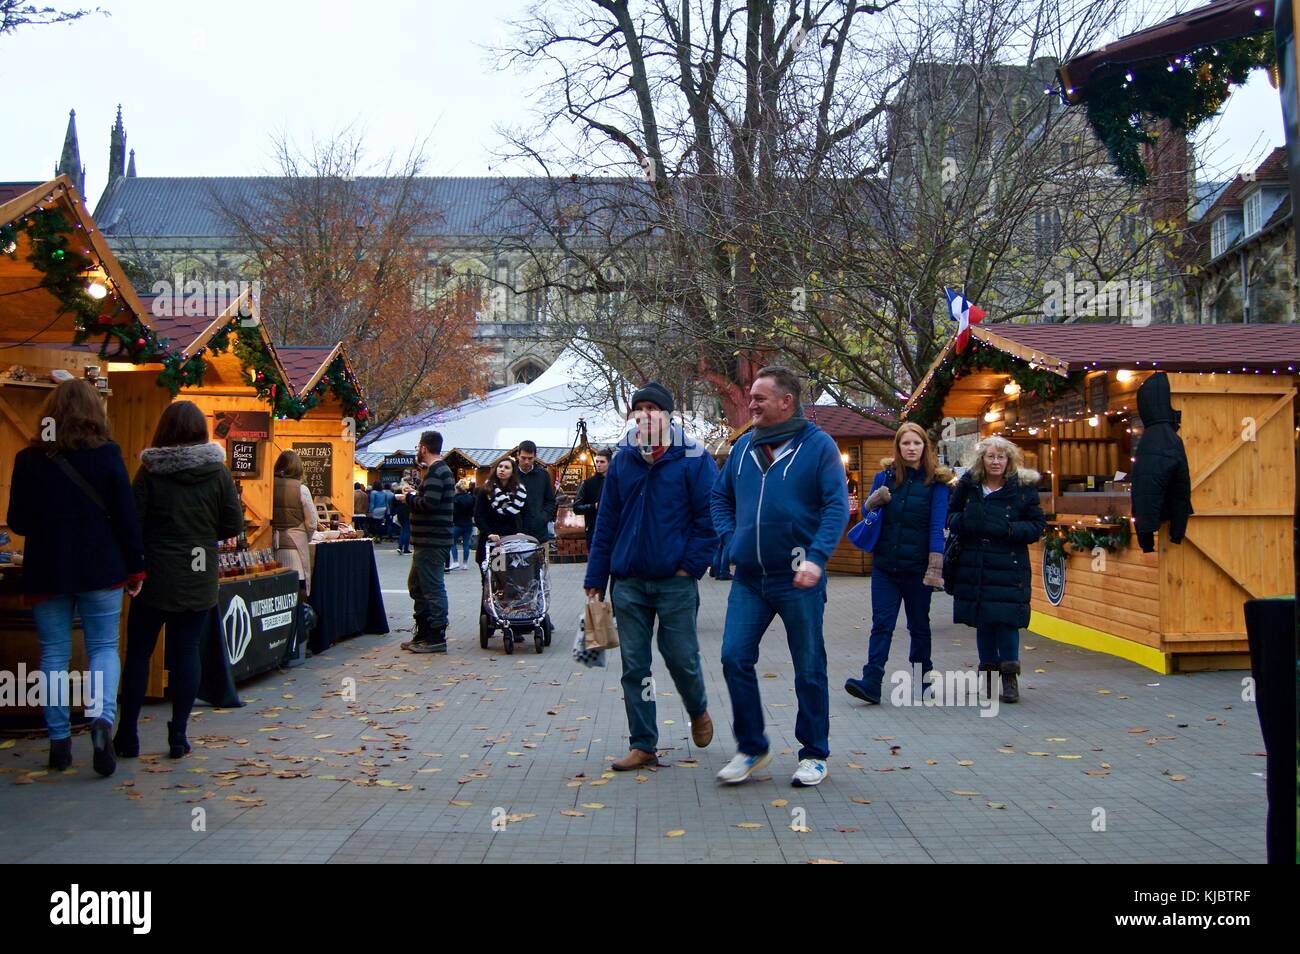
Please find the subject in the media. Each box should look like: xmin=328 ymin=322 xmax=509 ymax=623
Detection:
xmin=954 ymin=466 xmax=1041 ymax=487
xmin=879 ymin=456 xmax=954 ymax=484
xmin=140 ymin=441 xmax=227 ymax=480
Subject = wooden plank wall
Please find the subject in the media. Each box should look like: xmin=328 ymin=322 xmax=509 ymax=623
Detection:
xmin=1029 ymin=534 xmax=1162 ymax=648
xmin=271 ymin=396 xmax=356 ymax=524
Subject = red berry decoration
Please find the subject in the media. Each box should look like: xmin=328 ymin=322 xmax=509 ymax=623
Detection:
xmin=135 ymin=338 xmax=145 ymax=348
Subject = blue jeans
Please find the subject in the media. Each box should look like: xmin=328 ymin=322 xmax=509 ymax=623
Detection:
xmin=453 ymin=524 xmax=473 ymax=564
xmin=32 ymin=588 xmax=124 ymax=740
xmin=611 ymin=575 xmax=708 ymax=754
xmin=398 ymin=515 xmax=411 ymax=552
xmin=976 ymin=623 xmax=1020 ymax=665
xmin=721 ymin=573 xmax=829 ymax=761
xmin=860 ymin=569 xmax=933 ymax=692
xmin=409 ymin=545 xmax=449 ymax=629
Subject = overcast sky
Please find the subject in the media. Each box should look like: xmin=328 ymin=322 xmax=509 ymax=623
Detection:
xmin=0 ymin=0 xmax=1285 ymax=206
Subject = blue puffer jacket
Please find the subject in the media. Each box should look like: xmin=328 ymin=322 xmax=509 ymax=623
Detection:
xmin=711 ymin=421 xmax=849 ymax=581
xmin=868 ymin=460 xmax=950 ymax=576
xmin=583 ymin=425 xmax=719 ymax=589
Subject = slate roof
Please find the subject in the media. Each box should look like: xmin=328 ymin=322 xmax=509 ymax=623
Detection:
xmin=92 ymin=176 xmax=657 ymax=241
xmin=276 ymin=345 xmax=338 ymax=394
xmin=804 ymin=404 xmax=897 ymax=439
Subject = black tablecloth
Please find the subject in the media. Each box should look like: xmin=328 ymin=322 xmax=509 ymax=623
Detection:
xmin=307 ymin=539 xmax=389 ymax=652
xmin=198 ymin=569 xmax=302 ymax=707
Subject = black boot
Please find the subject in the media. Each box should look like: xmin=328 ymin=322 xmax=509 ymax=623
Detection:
xmin=48 ymin=737 xmax=72 ymax=771
xmin=113 ymin=726 xmax=140 ymax=758
xmin=167 ymin=720 xmax=191 ymax=759
xmin=977 ymin=663 xmax=999 ymax=703
xmin=410 ymin=625 xmax=447 ymax=654
xmin=90 ymin=718 xmax=116 ymax=777
xmin=401 ymin=617 xmax=430 ymax=651
xmin=999 ymin=661 xmax=1021 ymax=704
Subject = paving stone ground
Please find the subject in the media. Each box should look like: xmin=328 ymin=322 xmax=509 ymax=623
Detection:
xmin=0 ymin=546 xmax=1268 ymax=863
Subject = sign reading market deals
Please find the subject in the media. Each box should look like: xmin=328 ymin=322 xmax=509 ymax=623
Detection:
xmin=293 ymin=442 xmax=333 ymax=500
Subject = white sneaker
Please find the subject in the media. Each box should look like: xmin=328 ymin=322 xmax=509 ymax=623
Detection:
xmin=449 ymin=561 xmax=460 ymax=570
xmin=791 ymin=758 xmax=828 ymax=787
xmin=715 ymin=750 xmax=772 ymax=785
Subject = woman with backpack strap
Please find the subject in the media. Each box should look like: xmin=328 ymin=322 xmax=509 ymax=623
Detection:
xmin=845 ymin=422 xmax=949 ymax=705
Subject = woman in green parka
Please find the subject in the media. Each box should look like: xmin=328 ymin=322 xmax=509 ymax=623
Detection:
xmin=114 ymin=401 xmax=244 ymax=759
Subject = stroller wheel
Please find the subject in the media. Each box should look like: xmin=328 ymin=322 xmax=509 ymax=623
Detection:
xmin=534 ymin=626 xmax=544 ymax=655
xmin=479 ymin=612 xmax=490 ymax=650
xmin=542 ymin=616 xmax=553 ymax=647
xmin=503 ymin=628 xmax=515 ymax=655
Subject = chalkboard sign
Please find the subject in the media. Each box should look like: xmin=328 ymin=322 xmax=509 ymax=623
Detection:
xmin=229 ymin=440 xmax=258 ymax=477
xmin=1087 ymin=374 xmax=1108 ymax=414
xmin=1017 ymin=380 xmax=1085 ymax=427
xmin=293 ymin=443 xmax=333 ymax=500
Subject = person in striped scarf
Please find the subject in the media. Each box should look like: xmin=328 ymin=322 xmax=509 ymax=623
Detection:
xmin=474 ymin=457 xmax=527 ymax=567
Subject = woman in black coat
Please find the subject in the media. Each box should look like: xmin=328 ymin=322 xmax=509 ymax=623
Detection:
xmin=7 ymin=380 xmax=145 ymax=776
xmin=947 ymin=435 xmax=1046 ymax=703
xmin=474 ymin=458 xmax=527 ymax=566
xmin=115 ymin=401 xmax=243 ymax=760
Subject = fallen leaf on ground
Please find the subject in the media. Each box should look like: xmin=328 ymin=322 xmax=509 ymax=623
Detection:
xmin=665 ymin=829 xmax=685 ymax=838
xmin=850 ymin=797 xmax=871 ymax=805
xmin=736 ymin=822 xmax=764 ymax=829
xmin=771 ymin=799 xmax=788 ymax=808
xmin=560 ymin=810 xmax=586 ymax=817
xmin=951 ymin=790 xmax=981 ymax=797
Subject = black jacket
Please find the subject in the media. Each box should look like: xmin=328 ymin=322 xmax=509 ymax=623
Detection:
xmin=1130 ymin=372 xmax=1193 ymax=553
xmin=947 ymin=469 xmax=1046 ymax=629
xmin=573 ymin=472 xmax=605 ymax=538
xmin=474 ymin=486 xmax=525 ymax=561
xmin=7 ymin=441 xmax=145 ymax=596
xmin=872 ymin=460 xmax=950 ymax=577
xmin=133 ymin=442 xmax=244 ymax=612
xmin=517 ymin=463 xmax=556 ymax=541
xmin=452 ymin=491 xmax=476 ymax=526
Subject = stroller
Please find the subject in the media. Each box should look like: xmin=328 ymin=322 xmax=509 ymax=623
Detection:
xmin=479 ymin=534 xmax=553 ymax=654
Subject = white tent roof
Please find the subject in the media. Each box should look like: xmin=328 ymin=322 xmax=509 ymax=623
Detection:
xmin=361 ymin=347 xmax=632 ymax=455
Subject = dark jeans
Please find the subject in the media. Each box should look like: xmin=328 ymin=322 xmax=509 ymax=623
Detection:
xmin=453 ymin=524 xmax=473 ymax=564
xmin=611 ymin=575 xmax=708 ymax=754
xmin=397 ymin=515 xmax=411 ymax=552
xmin=409 ymin=545 xmax=449 ymax=631
xmin=721 ymin=573 xmax=829 ymax=761
xmin=975 ymin=622 xmax=1020 ymax=664
xmin=860 ymin=569 xmax=933 ymax=693
xmin=119 ymin=601 xmax=209 ymax=736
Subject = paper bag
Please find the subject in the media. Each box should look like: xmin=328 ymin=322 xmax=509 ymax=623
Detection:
xmin=583 ymin=599 xmax=618 ymax=650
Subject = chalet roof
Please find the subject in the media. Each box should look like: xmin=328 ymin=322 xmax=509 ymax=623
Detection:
xmin=275 ymin=344 xmax=341 ymax=395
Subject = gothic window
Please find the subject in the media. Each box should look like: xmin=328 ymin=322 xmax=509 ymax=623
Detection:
xmin=513 ymin=360 xmax=545 ymax=384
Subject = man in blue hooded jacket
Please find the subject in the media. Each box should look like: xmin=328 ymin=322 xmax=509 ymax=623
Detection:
xmin=584 ymin=382 xmax=719 ymax=772
xmin=711 ymin=366 xmax=849 ymax=787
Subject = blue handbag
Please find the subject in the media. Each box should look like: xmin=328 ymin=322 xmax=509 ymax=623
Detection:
xmin=847 ymin=507 xmax=883 ymax=552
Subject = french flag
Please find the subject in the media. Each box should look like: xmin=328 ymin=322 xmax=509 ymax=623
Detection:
xmin=945 ymin=288 xmax=985 ymax=353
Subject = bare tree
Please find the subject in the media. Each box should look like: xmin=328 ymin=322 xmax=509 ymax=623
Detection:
xmin=216 ymin=130 xmax=490 ymax=434
xmin=1 ymin=1 xmax=100 ymax=36
xmin=496 ymin=0 xmax=1195 ymax=425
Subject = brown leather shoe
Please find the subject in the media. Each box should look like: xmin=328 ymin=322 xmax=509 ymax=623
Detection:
xmin=690 ymin=711 xmax=714 ymax=748
xmin=611 ymin=749 xmax=659 ymax=771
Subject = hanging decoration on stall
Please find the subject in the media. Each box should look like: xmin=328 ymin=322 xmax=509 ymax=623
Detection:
xmin=1069 ymin=33 xmax=1274 ymax=185
xmin=0 ymin=206 xmax=207 ymax=394
xmin=205 ymin=326 xmax=370 ymax=427
xmin=1043 ymin=517 xmax=1132 ymax=561
xmin=908 ymin=336 xmax=1085 ymax=429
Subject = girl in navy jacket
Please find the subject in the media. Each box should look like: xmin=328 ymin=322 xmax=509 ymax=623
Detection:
xmin=845 ymin=422 xmax=949 ymax=705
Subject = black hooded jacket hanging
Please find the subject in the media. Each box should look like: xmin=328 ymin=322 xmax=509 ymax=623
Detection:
xmin=1129 ymin=372 xmax=1193 ymax=553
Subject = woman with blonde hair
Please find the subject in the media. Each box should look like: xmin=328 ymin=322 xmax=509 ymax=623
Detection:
xmin=946 ymin=434 xmax=1046 ymax=703
xmin=845 ymin=421 xmax=950 ymax=705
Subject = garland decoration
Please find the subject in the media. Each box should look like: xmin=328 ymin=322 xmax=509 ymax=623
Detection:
xmin=1044 ymin=516 xmax=1132 ymax=557
xmin=1077 ymin=33 xmax=1275 ymax=185
xmin=906 ymin=335 xmax=1085 ymax=428
xmin=0 ymin=206 xmax=207 ymax=396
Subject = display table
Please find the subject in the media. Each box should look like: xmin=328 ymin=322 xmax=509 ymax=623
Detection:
xmin=198 ymin=568 xmax=301 ymax=707
xmin=307 ymin=538 xmax=388 ymax=652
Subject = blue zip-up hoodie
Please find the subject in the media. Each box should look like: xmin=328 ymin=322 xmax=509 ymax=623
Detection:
xmin=583 ymin=423 xmax=719 ymax=590
xmin=711 ymin=420 xmax=849 ymax=580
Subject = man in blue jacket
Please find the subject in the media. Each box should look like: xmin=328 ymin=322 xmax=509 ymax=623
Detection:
xmin=584 ymin=382 xmax=719 ymax=772
xmin=711 ymin=367 xmax=849 ymax=787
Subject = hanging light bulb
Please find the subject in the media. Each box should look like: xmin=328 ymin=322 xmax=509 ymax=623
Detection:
xmin=86 ymin=280 xmax=108 ymax=300
xmin=1115 ymin=369 xmax=1134 ymax=383
xmin=1088 ymin=415 xmax=1100 ymax=428
xmin=1003 ymin=381 xmax=1021 ymax=396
